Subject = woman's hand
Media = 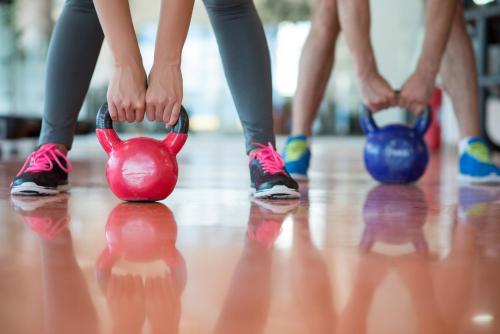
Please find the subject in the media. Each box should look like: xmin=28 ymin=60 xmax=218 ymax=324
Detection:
xmin=108 ymin=60 xmax=147 ymax=123
xmin=146 ymin=64 xmax=183 ymax=127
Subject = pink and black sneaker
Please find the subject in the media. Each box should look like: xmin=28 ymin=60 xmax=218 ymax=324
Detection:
xmin=249 ymin=143 xmax=300 ymax=199
xmin=10 ymin=144 xmax=72 ymax=196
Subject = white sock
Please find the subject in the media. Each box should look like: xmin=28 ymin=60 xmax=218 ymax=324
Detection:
xmin=458 ymin=137 xmax=476 ymax=155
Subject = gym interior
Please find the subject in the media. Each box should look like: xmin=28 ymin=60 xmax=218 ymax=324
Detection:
xmin=1 ymin=0 xmax=500 ymax=333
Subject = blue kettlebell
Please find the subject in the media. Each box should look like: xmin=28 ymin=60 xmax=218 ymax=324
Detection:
xmin=359 ymin=102 xmax=432 ymax=184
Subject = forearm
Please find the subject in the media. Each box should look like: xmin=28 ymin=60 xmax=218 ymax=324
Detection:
xmin=154 ymin=0 xmax=194 ymax=66
xmin=417 ymin=0 xmax=458 ymax=77
xmin=93 ymin=0 xmax=142 ymax=66
xmin=337 ymin=0 xmax=377 ymax=79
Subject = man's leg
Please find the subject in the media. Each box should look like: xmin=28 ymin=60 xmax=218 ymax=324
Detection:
xmin=439 ymin=2 xmax=480 ymax=139
xmin=283 ymin=0 xmax=340 ymax=181
xmin=438 ymin=2 xmax=500 ymax=182
xmin=292 ymin=0 xmax=340 ymax=136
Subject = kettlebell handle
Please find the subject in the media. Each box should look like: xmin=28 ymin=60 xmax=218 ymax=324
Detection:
xmin=96 ymin=103 xmax=189 ymax=155
xmin=96 ymin=102 xmax=189 ymax=133
xmin=359 ymin=91 xmax=432 ymax=135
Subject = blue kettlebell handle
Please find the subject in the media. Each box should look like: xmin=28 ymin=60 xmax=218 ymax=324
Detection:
xmin=359 ymin=104 xmax=379 ymax=134
xmin=413 ymin=105 xmax=432 ymax=135
xmin=359 ymin=90 xmax=432 ymax=135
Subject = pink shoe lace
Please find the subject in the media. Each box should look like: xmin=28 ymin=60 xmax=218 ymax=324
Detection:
xmin=249 ymin=142 xmax=286 ymax=175
xmin=247 ymin=220 xmax=283 ymax=248
xmin=17 ymin=144 xmax=72 ymax=176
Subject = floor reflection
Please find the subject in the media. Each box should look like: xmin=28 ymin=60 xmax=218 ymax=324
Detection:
xmin=96 ymin=203 xmax=186 ymax=334
xmin=10 ymin=194 xmax=99 ymax=334
xmin=290 ymin=189 xmax=336 ymax=334
xmin=213 ymin=198 xmax=299 ymax=334
xmin=344 ymin=185 xmax=444 ymax=334
xmin=4 ymin=180 xmax=500 ymax=334
xmin=443 ymin=185 xmax=500 ymax=333
xmin=337 ymin=184 xmax=500 ymax=334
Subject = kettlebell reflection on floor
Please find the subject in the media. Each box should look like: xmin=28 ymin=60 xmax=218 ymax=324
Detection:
xmin=96 ymin=203 xmax=187 ymax=334
xmin=360 ymin=184 xmax=429 ymax=254
xmin=339 ymin=184 xmax=443 ymax=334
xmin=338 ymin=184 xmax=500 ymax=334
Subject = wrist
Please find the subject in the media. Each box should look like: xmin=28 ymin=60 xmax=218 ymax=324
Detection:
xmin=415 ymin=58 xmax=439 ymax=80
xmin=356 ymin=56 xmax=379 ymax=81
xmin=153 ymin=50 xmax=182 ymax=67
xmin=114 ymin=52 xmax=143 ymax=69
xmin=151 ymin=61 xmax=181 ymax=71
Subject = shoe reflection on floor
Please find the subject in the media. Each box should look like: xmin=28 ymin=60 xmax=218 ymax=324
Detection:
xmin=10 ymin=194 xmax=99 ymax=334
xmin=433 ymin=185 xmax=500 ymax=333
xmin=9 ymin=183 xmax=499 ymax=333
xmin=290 ymin=188 xmax=337 ymax=334
xmin=213 ymin=198 xmax=299 ymax=334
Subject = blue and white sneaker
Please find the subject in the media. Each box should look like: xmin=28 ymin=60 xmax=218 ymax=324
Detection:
xmin=282 ymin=135 xmax=311 ymax=181
xmin=459 ymin=137 xmax=500 ymax=184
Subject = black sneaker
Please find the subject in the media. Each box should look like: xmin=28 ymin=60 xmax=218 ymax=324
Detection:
xmin=10 ymin=144 xmax=72 ymax=196
xmin=249 ymin=143 xmax=300 ymax=199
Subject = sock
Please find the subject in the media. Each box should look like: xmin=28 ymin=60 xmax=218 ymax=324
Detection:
xmin=287 ymin=135 xmax=310 ymax=146
xmin=459 ymin=137 xmax=491 ymax=163
xmin=284 ymin=135 xmax=310 ymax=162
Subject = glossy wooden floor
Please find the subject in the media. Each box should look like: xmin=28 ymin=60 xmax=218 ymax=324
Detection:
xmin=1 ymin=135 xmax=500 ymax=334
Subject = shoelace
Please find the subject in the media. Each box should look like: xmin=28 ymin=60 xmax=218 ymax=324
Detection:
xmin=249 ymin=142 xmax=285 ymax=175
xmin=17 ymin=144 xmax=72 ymax=176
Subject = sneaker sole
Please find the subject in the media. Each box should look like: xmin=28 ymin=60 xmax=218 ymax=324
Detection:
xmin=251 ymin=185 xmax=301 ymax=199
xmin=458 ymin=174 xmax=500 ymax=184
xmin=290 ymin=173 xmax=309 ymax=182
xmin=10 ymin=182 xmax=70 ymax=196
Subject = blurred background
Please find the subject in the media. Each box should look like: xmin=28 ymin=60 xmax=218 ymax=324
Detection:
xmin=0 ymin=0 xmax=499 ymax=151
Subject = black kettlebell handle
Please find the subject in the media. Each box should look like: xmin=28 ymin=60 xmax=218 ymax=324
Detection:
xmin=96 ymin=103 xmax=189 ymax=135
xmin=360 ymin=90 xmax=432 ymax=135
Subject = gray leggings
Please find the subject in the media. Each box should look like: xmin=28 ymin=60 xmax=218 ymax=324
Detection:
xmin=40 ymin=0 xmax=275 ymax=153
